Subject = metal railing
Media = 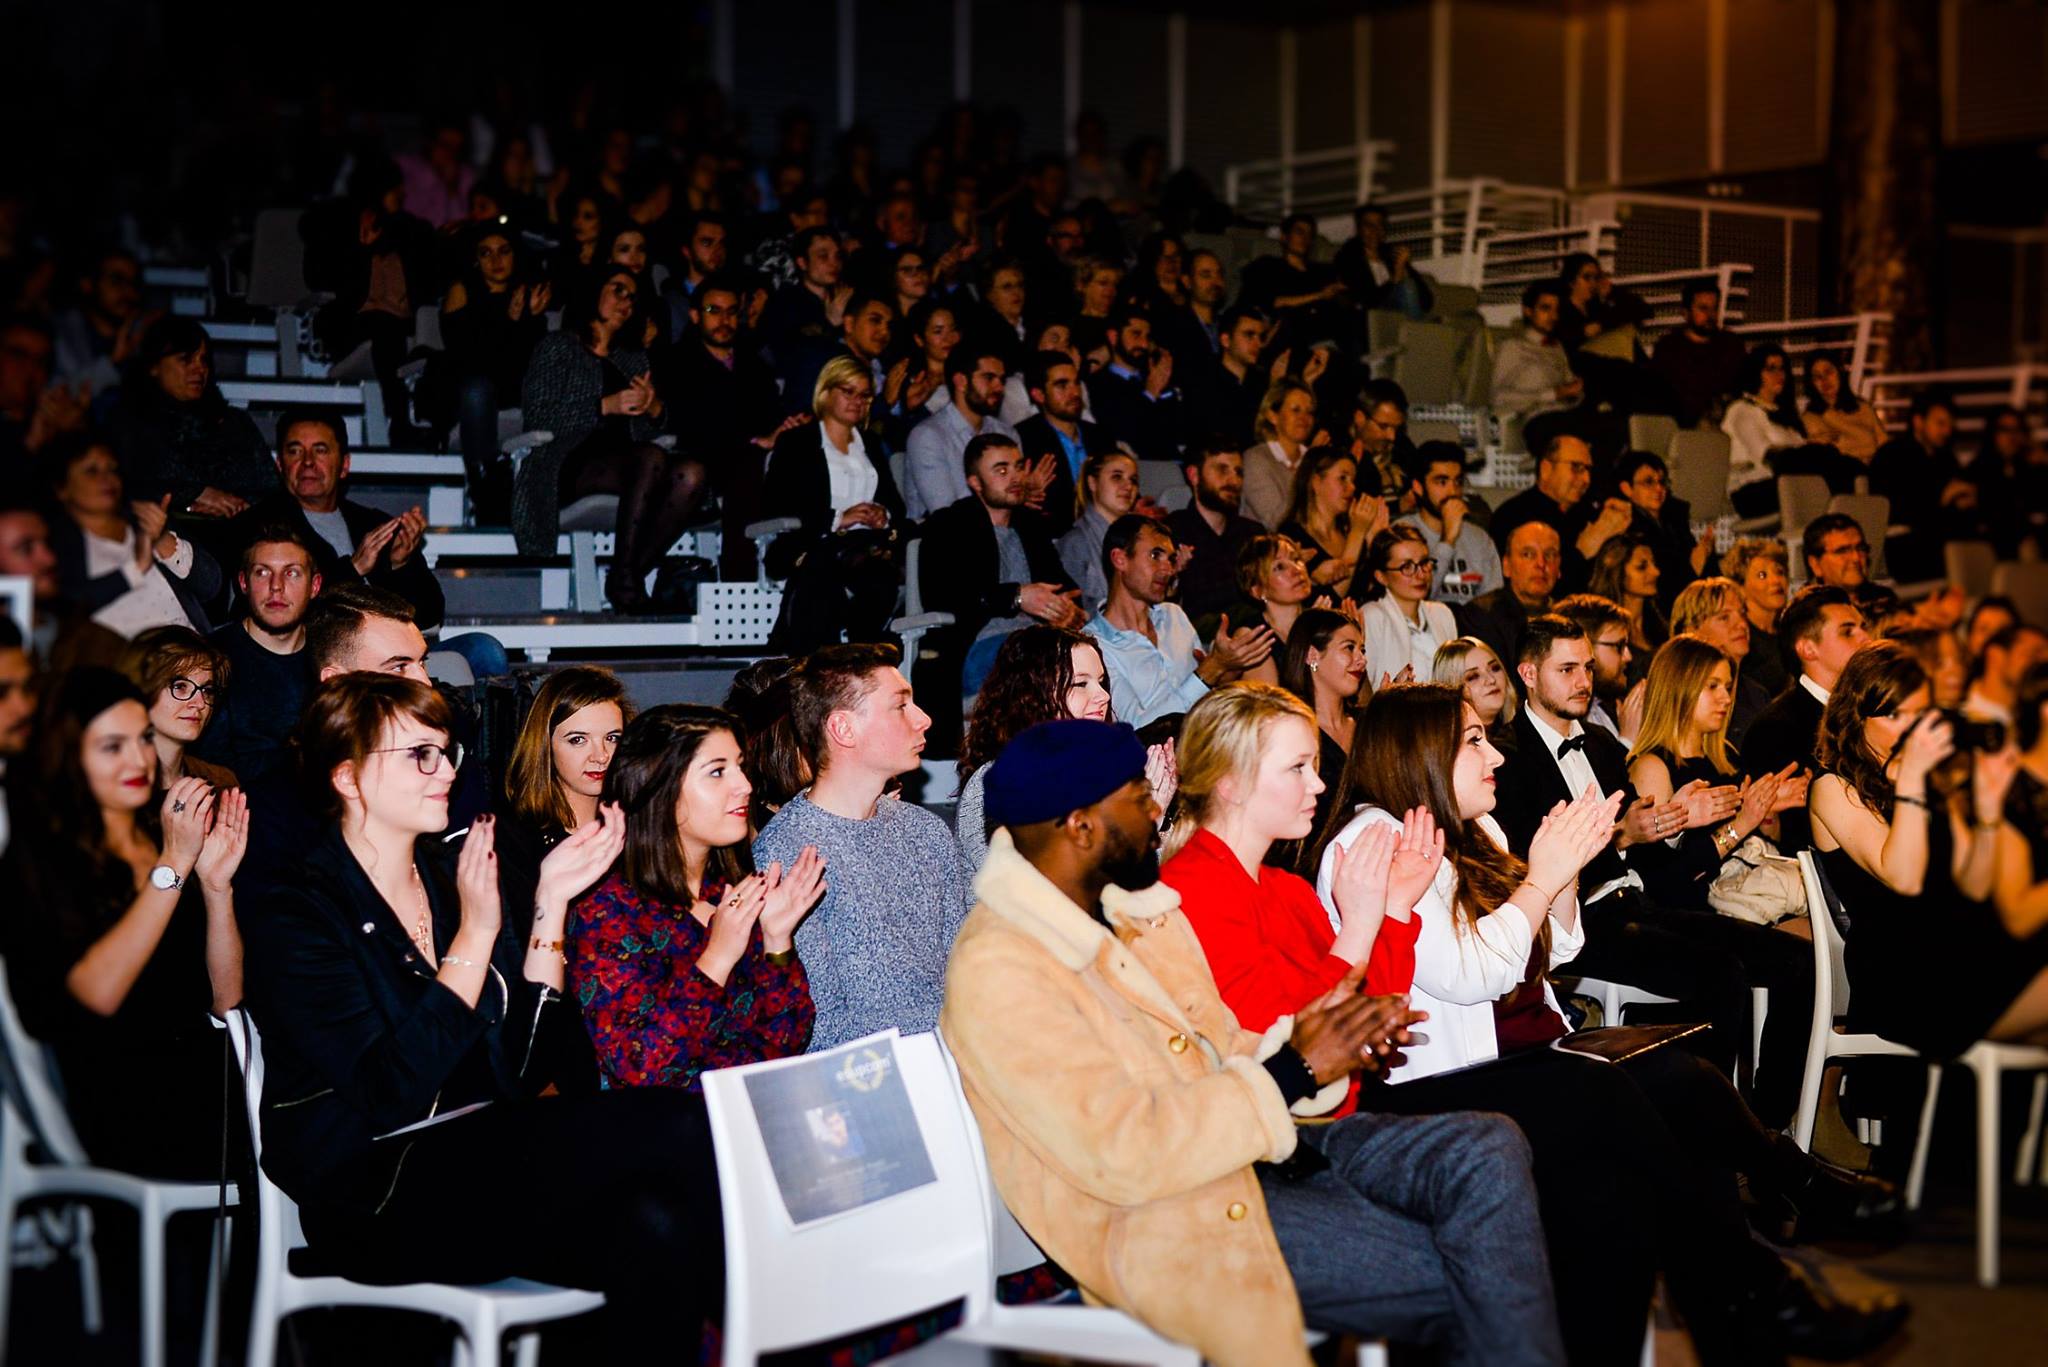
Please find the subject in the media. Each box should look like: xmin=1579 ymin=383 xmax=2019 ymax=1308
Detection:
xmin=1371 ymin=179 xmax=1575 ymax=277
xmin=1864 ymin=365 xmax=2048 ymax=437
xmin=1472 ymin=221 xmax=1620 ymax=306
xmin=1576 ymin=190 xmax=1820 ymax=324
xmin=1731 ymin=313 xmax=1891 ymax=398
xmin=1222 ymin=141 xmax=1395 ymax=221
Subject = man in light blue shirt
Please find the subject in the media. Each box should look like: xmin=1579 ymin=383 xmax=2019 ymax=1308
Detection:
xmin=903 ymin=346 xmax=1016 ymax=520
xmin=1084 ymin=515 xmax=1274 ymax=728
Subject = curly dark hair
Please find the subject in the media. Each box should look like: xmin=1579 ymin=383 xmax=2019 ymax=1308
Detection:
xmin=1815 ymin=638 xmax=1931 ymax=821
xmin=957 ymin=626 xmax=1107 ymax=777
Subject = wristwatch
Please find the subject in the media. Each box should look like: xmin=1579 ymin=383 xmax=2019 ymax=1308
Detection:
xmin=149 ymin=864 xmax=184 ymax=892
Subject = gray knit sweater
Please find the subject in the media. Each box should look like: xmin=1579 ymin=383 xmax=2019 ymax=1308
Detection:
xmin=754 ymin=792 xmax=970 ymax=1051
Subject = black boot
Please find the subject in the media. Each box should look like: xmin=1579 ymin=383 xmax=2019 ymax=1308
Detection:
xmin=1738 ymin=1261 xmax=1909 ymax=1362
xmin=1752 ymin=1133 xmax=1905 ymax=1244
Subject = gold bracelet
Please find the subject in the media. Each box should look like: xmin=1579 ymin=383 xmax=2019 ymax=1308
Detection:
xmin=765 ymin=948 xmax=798 ymax=967
xmin=530 ymin=936 xmax=568 ymax=965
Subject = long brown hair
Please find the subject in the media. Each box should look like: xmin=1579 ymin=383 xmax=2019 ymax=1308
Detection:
xmin=1282 ymin=448 xmax=1357 ymax=532
xmin=1315 ymin=683 xmax=1527 ymax=934
xmin=297 ymin=674 xmax=455 ymax=822
xmin=603 ymin=705 xmax=748 ymax=905
xmin=1816 ymin=639 xmax=1929 ymax=821
xmin=505 ymin=666 xmax=635 ymax=833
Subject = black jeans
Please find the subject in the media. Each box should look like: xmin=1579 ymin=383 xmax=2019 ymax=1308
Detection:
xmin=1363 ymin=1046 xmax=1783 ymax=1367
xmin=1562 ymin=891 xmax=1814 ymax=1128
xmin=301 ymin=1088 xmax=724 ymax=1358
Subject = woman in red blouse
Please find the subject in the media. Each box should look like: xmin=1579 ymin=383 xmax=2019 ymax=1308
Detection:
xmin=570 ymin=705 xmax=826 ymax=1091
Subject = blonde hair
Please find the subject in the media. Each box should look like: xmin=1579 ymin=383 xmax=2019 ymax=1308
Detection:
xmin=1670 ymin=576 xmax=1743 ymax=636
xmin=1431 ymin=636 xmax=1518 ymax=724
xmin=1254 ymin=377 xmax=1315 ymax=443
xmin=812 ymin=354 xmax=872 ymax=419
xmin=1720 ymin=537 xmax=1787 ymax=583
xmin=1161 ymin=682 xmax=1316 ymax=861
xmin=1076 ymin=449 xmax=1138 ymax=518
xmin=1627 ymin=633 xmax=1735 ymax=775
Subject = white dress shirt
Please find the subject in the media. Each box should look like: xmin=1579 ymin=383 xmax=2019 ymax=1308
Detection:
xmin=1317 ymin=806 xmax=1584 ymax=1083
xmin=1525 ymin=708 xmax=1643 ymax=902
xmin=821 ymin=424 xmax=880 ymax=524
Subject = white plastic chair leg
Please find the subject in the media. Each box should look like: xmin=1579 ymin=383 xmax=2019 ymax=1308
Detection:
xmin=197 ymin=1215 xmax=229 ymax=1367
xmin=453 ymin=1336 xmax=476 ymax=1367
xmin=2017 ymin=1073 xmax=2047 ymax=1184
xmin=74 ymin=1204 xmax=102 ymax=1336
xmin=1357 ymin=1340 xmax=1390 ymax=1367
xmin=1905 ymin=1062 xmax=1942 ymax=1212
xmin=246 ymin=1254 xmax=282 ymax=1367
xmin=139 ymin=1190 xmax=166 ymax=1367
xmin=1969 ymin=1050 xmax=2002 ymax=1288
xmin=513 ymin=1329 xmax=543 ymax=1367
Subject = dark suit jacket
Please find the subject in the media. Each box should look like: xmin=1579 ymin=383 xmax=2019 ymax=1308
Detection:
xmin=48 ymin=512 xmax=224 ymax=631
xmin=914 ymin=495 xmax=1073 ymax=728
xmin=757 ymin=425 xmax=906 ymax=579
xmin=1742 ymin=679 xmax=1826 ymax=850
xmin=234 ymin=493 xmax=445 ymax=632
xmin=1454 ymin=588 xmax=1541 ymax=673
xmin=653 ymin=335 xmax=783 ymax=474
xmin=1015 ymin=414 xmax=1122 ymax=537
xmin=1086 ymin=367 xmax=1184 ymax=463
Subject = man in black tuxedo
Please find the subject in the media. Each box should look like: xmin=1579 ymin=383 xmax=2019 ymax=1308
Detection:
xmin=1490 ymin=615 xmax=1813 ymax=1128
xmin=1741 ymin=586 xmax=1869 ymax=849
xmin=917 ymin=433 xmax=1086 ymax=748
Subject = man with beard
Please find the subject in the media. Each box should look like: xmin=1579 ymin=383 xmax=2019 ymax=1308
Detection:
xmin=1189 ymin=306 xmax=1273 ymax=449
xmin=1394 ymin=441 xmax=1499 ymax=606
xmin=1552 ymin=593 xmax=1635 ymax=741
xmin=1087 ymin=515 xmax=1273 ymax=728
xmin=235 ymin=408 xmax=442 ymax=629
xmin=1491 ymin=616 xmax=1817 ymax=1131
xmin=1086 ymin=305 xmax=1185 ymax=463
xmin=191 ymin=524 xmax=321 ymax=783
xmin=919 ymin=435 xmax=1084 ymax=734
xmin=1167 ymin=440 xmax=1265 ymax=623
xmin=904 ymin=344 xmax=1018 ymax=520
xmin=1015 ymin=351 xmax=1119 ymax=536
xmin=654 ymin=274 xmax=794 ymax=577
xmin=943 ymin=718 xmax=1556 ymax=1367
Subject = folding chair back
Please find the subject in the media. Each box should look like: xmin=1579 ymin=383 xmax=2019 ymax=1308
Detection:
xmin=701 ymin=1032 xmax=992 ymax=1363
xmin=1393 ymin=321 xmax=1461 ymax=407
xmin=1627 ymin=414 xmax=1678 ymax=459
xmin=1776 ymin=475 xmax=1831 ymax=540
xmin=1666 ymin=430 xmax=1734 ymax=521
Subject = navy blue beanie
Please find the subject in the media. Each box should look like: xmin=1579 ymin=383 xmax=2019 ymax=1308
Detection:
xmin=984 ymin=719 xmax=1148 ymax=829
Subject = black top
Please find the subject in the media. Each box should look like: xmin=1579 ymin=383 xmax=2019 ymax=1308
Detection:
xmin=756 ymin=424 xmax=905 ymax=580
xmin=187 ymin=622 xmax=313 ymax=785
xmin=239 ymin=828 xmax=576 ymax=1209
xmin=1627 ymin=749 xmax=1737 ymax=911
xmin=651 ymin=336 xmax=782 ymax=476
xmin=1166 ymin=504 xmax=1264 ymax=625
xmin=1488 ymin=486 xmax=1593 ymax=592
xmin=1453 ymin=587 xmax=1539 ymax=675
xmin=438 ymin=287 xmax=546 ymax=395
xmin=2006 ymin=768 xmax=2048 ymax=879
xmin=1085 ymin=367 xmax=1184 ymax=464
xmin=107 ymin=385 xmax=280 ymax=508
xmin=229 ymin=493 xmax=445 ymax=632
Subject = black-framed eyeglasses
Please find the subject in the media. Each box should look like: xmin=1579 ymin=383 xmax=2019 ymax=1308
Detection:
xmin=372 ymin=742 xmax=464 ymax=775
xmin=1387 ymin=558 xmax=1438 ymax=577
xmin=166 ymin=677 xmax=218 ymax=703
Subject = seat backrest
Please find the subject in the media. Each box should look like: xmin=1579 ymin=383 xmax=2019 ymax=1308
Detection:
xmin=246 ymin=208 xmax=311 ymax=311
xmin=1137 ymin=459 xmax=1187 ymax=512
xmin=1945 ymin=540 xmax=1997 ymax=601
xmin=889 ymin=448 xmax=908 ymax=504
xmin=1460 ymin=329 xmax=1494 ymax=407
xmin=933 ymin=1032 xmax=1046 ymax=1277
xmin=904 ymin=537 xmax=928 ymax=616
xmin=1991 ymin=560 xmax=2048 ymax=629
xmin=1393 ymin=321 xmax=1461 ymax=406
xmin=1431 ymin=284 xmax=1481 ymax=319
xmin=0 ymin=968 xmax=90 ymax=1166
xmin=413 ymin=305 xmax=444 ymax=354
xmin=700 ymin=1031 xmax=992 ymax=1361
xmin=1408 ymin=418 xmax=1462 ymax=449
xmin=1776 ymin=474 xmax=1832 ymax=538
xmin=1627 ymin=414 xmax=1678 ymax=458
xmin=227 ymin=1011 xmax=312 ymax=1262
xmin=1666 ymin=430 xmax=1734 ymax=520
xmin=1366 ymin=309 xmax=1405 ymax=356
xmin=1795 ymin=852 xmax=1853 ymax=1022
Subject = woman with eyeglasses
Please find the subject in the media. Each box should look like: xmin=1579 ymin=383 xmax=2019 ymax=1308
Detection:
xmin=120 ymin=624 xmax=237 ymax=789
xmin=1358 ymin=525 xmax=1457 ymax=683
xmin=2 ymin=668 xmax=246 ymax=1177
xmin=238 ymin=674 xmax=731 ymax=1357
xmin=757 ymin=355 xmax=906 ymax=654
xmin=1811 ymin=640 xmax=2048 ymax=1056
xmin=519 ymin=266 xmax=707 ymax=613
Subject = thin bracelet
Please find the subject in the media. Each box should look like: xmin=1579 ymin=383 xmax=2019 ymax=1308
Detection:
xmin=1894 ymin=792 xmax=1931 ymax=811
xmin=531 ymin=936 xmax=569 ymax=965
xmin=442 ymin=953 xmax=483 ymax=970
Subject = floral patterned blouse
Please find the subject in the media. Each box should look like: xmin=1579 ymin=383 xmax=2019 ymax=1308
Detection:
xmin=569 ymin=872 xmax=814 ymax=1092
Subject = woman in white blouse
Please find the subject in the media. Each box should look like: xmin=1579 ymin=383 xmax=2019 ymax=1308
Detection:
xmin=1309 ymin=682 xmax=1910 ymax=1360
xmin=1720 ymin=344 xmax=1862 ymax=517
xmin=1358 ymin=526 xmax=1457 ymax=685
xmin=48 ymin=433 xmax=221 ymax=636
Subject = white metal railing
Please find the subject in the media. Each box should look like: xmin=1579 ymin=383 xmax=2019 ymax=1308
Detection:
xmin=1223 ymin=141 xmax=1395 ymax=221
xmin=1612 ymin=264 xmax=1753 ymax=331
xmin=1864 ymin=365 xmax=2048 ymax=437
xmin=1731 ymin=313 xmax=1892 ymax=397
xmin=1371 ymin=179 xmax=1575 ymax=273
xmin=1576 ymin=190 xmax=1819 ymax=324
xmin=1472 ymin=221 xmax=1620 ymax=305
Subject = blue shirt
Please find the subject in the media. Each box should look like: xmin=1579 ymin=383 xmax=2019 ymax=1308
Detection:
xmin=1086 ymin=603 xmax=1209 ymax=728
xmin=903 ymin=405 xmax=1019 ymax=521
xmin=1053 ymin=424 xmax=1087 ymax=482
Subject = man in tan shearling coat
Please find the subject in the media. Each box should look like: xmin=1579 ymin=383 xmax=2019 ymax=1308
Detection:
xmin=942 ymin=720 xmax=1563 ymax=1367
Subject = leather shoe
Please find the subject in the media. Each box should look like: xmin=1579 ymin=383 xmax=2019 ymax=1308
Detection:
xmin=1756 ymin=1134 xmax=1905 ymax=1244
xmin=1745 ymin=1264 xmax=1909 ymax=1362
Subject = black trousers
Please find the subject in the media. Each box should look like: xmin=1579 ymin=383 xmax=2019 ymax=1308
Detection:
xmin=767 ymin=532 xmax=902 ymax=656
xmin=1364 ymin=1045 xmax=1786 ymax=1367
xmin=1561 ymin=891 xmax=1813 ymax=1128
xmin=302 ymin=1088 xmax=724 ymax=1358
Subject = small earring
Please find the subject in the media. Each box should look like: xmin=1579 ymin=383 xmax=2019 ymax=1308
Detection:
xmin=1309 ymin=661 xmax=1320 ymax=672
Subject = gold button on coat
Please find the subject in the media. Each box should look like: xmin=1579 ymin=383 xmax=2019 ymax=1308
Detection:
xmin=1168 ymin=1033 xmax=1190 ymax=1054
xmin=1226 ymin=1202 xmax=1248 ymax=1221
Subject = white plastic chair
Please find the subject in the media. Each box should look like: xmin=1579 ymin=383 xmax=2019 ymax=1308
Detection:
xmin=0 ymin=970 xmax=234 ymax=1367
xmin=1564 ymin=977 xmax=1767 ymax=1081
xmin=1666 ymin=430 xmax=1734 ymax=522
xmin=1626 ymin=414 xmax=1678 ymax=459
xmin=1791 ymin=852 xmax=2048 ymax=1287
xmin=226 ymin=1011 xmax=603 ymax=1367
xmin=702 ymin=1031 xmax=1206 ymax=1366
xmin=890 ymin=538 xmax=956 ymax=690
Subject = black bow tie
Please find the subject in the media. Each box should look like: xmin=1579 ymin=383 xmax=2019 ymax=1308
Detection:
xmin=1555 ymin=735 xmax=1587 ymax=757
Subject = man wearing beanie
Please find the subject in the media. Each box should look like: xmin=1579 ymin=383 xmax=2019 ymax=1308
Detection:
xmin=942 ymin=720 xmax=1559 ymax=1367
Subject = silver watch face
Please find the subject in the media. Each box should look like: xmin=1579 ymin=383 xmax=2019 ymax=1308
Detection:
xmin=150 ymin=865 xmax=180 ymax=890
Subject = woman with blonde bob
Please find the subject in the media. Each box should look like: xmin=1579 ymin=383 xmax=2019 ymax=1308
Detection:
xmin=1241 ymin=376 xmax=1322 ymax=529
xmin=1433 ymin=635 xmax=1517 ymax=731
xmin=1670 ymin=575 xmax=1773 ymax=742
xmin=1625 ymin=634 xmax=1805 ymax=918
xmin=1156 ymin=682 xmax=1568 ymax=1367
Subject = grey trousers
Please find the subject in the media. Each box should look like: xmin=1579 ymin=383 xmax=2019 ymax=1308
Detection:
xmin=1257 ymin=1109 xmax=1565 ymax=1367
